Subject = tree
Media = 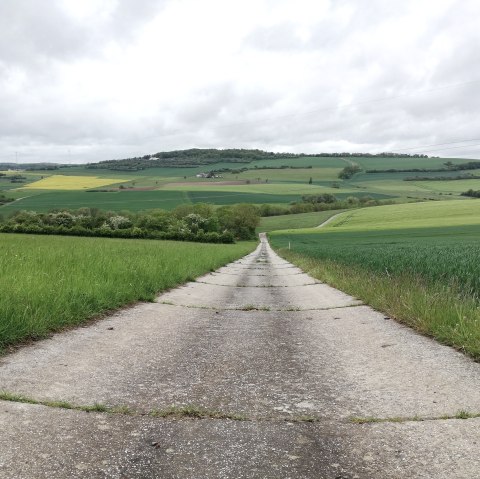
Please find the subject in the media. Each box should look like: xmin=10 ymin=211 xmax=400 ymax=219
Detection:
xmin=338 ymin=165 xmax=362 ymax=179
xmin=308 ymin=177 xmax=313 ymax=184
xmin=217 ymin=204 xmax=260 ymax=240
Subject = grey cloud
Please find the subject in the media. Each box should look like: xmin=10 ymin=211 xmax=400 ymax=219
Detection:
xmin=1 ymin=0 xmax=480 ymax=163
xmin=109 ymin=0 xmax=167 ymax=38
xmin=0 ymin=0 xmax=166 ymax=67
xmin=0 ymin=1 xmax=90 ymax=65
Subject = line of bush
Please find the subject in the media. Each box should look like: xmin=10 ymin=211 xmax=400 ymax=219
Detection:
xmin=461 ymin=189 xmax=480 ymax=198
xmin=0 ymin=203 xmax=261 ymax=243
xmin=258 ymin=195 xmax=393 ymax=217
xmin=404 ymin=174 xmax=480 ymax=181
xmin=0 ymin=194 xmax=14 ymax=205
xmin=367 ymin=161 xmax=480 ymax=174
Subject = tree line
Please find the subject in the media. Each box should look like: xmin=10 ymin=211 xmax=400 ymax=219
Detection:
xmin=367 ymin=161 xmax=480 ymax=174
xmin=461 ymin=189 xmax=480 ymax=198
xmin=85 ymin=148 xmax=430 ymax=171
xmin=0 ymin=204 xmax=260 ymax=243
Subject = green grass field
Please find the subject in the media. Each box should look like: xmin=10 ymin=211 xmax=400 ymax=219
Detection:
xmin=322 ymin=200 xmax=480 ymax=231
xmin=269 ymin=200 xmax=480 ymax=359
xmin=257 ymin=210 xmax=346 ymax=232
xmin=0 ymin=189 xmax=307 ymax=213
xmin=0 ymin=234 xmax=255 ymax=351
xmin=161 ymin=182 xmax=351 ymax=195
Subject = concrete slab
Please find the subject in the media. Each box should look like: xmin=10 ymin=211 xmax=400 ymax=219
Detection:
xmin=196 ymin=271 xmax=320 ymax=287
xmin=2 ymin=304 xmax=480 ymax=421
xmin=0 ymin=402 xmax=478 ymax=479
xmin=159 ymin=281 xmax=360 ymax=310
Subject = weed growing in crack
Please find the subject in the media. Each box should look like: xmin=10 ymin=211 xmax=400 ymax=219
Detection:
xmin=240 ymin=305 xmax=271 ymax=311
xmin=149 ymin=405 xmax=247 ymax=421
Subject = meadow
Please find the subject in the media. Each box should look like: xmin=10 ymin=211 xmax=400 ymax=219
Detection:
xmin=269 ymin=200 xmax=480 ymax=359
xmin=257 ymin=209 xmax=345 ymax=232
xmin=0 ymin=234 xmax=255 ymax=351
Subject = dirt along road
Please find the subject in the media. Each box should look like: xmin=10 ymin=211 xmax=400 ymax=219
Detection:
xmin=0 ymin=234 xmax=479 ymax=478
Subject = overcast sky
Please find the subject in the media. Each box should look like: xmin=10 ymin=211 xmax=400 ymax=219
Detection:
xmin=1 ymin=0 xmax=480 ymax=164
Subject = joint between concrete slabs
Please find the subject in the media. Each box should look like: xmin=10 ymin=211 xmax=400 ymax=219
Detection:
xmin=194 ymin=281 xmax=321 ymax=288
xmin=157 ymin=302 xmax=364 ymax=312
xmin=1 ymin=398 xmax=478 ymax=427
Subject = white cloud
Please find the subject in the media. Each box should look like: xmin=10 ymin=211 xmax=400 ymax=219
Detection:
xmin=0 ymin=0 xmax=480 ymax=163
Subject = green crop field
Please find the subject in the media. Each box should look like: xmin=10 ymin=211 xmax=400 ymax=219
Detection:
xmin=185 ymin=190 xmax=302 ymax=205
xmin=269 ymin=199 xmax=480 ymax=359
xmin=0 ymin=190 xmax=191 ymax=213
xmin=0 ymin=234 xmax=255 ymax=351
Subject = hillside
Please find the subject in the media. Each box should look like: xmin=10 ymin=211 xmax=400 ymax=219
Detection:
xmin=86 ymin=148 xmax=428 ymax=171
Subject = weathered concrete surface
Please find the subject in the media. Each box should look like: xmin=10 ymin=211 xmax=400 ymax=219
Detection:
xmin=1 ymin=401 xmax=479 ymax=479
xmin=0 ymin=235 xmax=479 ymax=478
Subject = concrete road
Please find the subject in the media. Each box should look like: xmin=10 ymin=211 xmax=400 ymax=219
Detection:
xmin=0 ymin=235 xmax=479 ymax=478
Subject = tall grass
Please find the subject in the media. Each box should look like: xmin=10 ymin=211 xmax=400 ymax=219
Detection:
xmin=270 ymin=225 xmax=480 ymax=360
xmin=0 ymin=233 xmax=255 ymax=350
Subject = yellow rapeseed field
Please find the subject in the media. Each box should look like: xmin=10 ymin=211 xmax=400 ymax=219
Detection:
xmin=22 ymin=175 xmax=128 ymax=190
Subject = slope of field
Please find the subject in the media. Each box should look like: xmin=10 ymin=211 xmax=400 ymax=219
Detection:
xmin=324 ymin=200 xmax=480 ymax=230
xmin=257 ymin=210 xmax=346 ymax=232
xmin=23 ymin=175 xmax=128 ymax=190
xmin=269 ymin=200 xmax=480 ymax=359
xmin=0 ymin=234 xmax=255 ymax=350
xmin=407 ymin=178 xmax=480 ymax=193
xmin=352 ymin=156 xmax=473 ymax=170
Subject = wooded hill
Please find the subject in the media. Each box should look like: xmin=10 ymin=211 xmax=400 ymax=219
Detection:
xmin=86 ymin=148 xmax=428 ymax=171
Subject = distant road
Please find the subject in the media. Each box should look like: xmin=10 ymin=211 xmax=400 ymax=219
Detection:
xmin=316 ymin=210 xmax=345 ymax=228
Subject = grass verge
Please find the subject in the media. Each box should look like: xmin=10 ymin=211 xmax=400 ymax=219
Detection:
xmin=0 ymin=233 xmax=255 ymax=351
xmin=273 ymin=250 xmax=480 ymax=360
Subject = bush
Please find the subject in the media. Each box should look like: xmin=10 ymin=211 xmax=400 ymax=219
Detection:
xmin=338 ymin=165 xmax=362 ymax=179
xmin=2 ymin=203 xmax=261 ymax=243
xmin=461 ymin=189 xmax=480 ymax=198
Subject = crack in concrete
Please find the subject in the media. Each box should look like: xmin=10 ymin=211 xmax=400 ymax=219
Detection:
xmin=349 ymin=411 xmax=480 ymax=424
xmin=194 ymin=281 xmax=320 ymax=288
xmin=1 ymin=394 xmax=477 ymax=426
xmin=158 ymin=301 xmax=364 ymax=311
xmin=210 ymin=271 xmax=306 ymax=276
